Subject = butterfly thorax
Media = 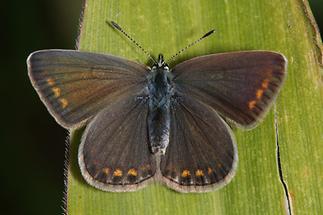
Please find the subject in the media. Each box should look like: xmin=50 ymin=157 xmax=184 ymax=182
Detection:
xmin=147 ymin=54 xmax=173 ymax=155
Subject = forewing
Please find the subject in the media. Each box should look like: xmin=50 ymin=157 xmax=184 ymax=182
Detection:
xmin=27 ymin=50 xmax=148 ymax=128
xmin=172 ymin=51 xmax=287 ymax=127
xmin=160 ymin=96 xmax=237 ymax=192
xmin=78 ymin=97 xmax=156 ymax=192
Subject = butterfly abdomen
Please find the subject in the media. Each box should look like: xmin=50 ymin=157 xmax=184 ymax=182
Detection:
xmin=147 ymin=67 xmax=173 ymax=155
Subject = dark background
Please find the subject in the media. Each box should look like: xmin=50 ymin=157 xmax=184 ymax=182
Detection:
xmin=1 ymin=1 xmax=322 ymax=214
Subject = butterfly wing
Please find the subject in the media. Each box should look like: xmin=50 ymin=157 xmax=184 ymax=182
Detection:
xmin=159 ymin=96 xmax=237 ymax=192
xmin=27 ymin=50 xmax=148 ymax=128
xmin=171 ymin=51 xmax=287 ymax=128
xmin=78 ymin=97 xmax=156 ymax=192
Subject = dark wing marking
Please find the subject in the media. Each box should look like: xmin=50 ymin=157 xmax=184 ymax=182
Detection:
xmin=78 ymin=97 xmax=156 ymax=192
xmin=172 ymin=51 xmax=287 ymax=128
xmin=160 ymin=96 xmax=237 ymax=192
xmin=27 ymin=50 xmax=148 ymax=128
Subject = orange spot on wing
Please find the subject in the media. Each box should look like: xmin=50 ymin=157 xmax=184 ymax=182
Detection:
xmin=113 ymin=169 xmax=123 ymax=177
xmin=59 ymin=98 xmax=68 ymax=109
xmin=52 ymin=87 xmax=61 ymax=97
xmin=47 ymin=78 xmax=55 ymax=86
xmin=248 ymin=100 xmax=257 ymax=110
xmin=195 ymin=169 xmax=204 ymax=177
xmin=261 ymin=79 xmax=269 ymax=89
xmin=128 ymin=168 xmax=138 ymax=176
xmin=207 ymin=167 xmax=213 ymax=175
xmin=256 ymin=89 xmax=264 ymax=99
xmin=248 ymin=78 xmax=272 ymax=110
xmin=102 ymin=168 xmax=110 ymax=175
xmin=181 ymin=169 xmax=191 ymax=177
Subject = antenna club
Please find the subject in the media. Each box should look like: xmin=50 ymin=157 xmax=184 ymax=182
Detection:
xmin=110 ymin=21 xmax=122 ymax=31
xmin=166 ymin=28 xmax=216 ymax=63
xmin=107 ymin=21 xmax=157 ymax=64
xmin=202 ymin=29 xmax=216 ymax=38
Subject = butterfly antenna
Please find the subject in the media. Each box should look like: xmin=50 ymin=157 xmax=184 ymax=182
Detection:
xmin=108 ymin=21 xmax=157 ymax=64
xmin=166 ymin=29 xmax=215 ymax=64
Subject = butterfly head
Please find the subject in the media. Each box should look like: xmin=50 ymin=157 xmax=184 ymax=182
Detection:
xmin=156 ymin=54 xmax=169 ymax=70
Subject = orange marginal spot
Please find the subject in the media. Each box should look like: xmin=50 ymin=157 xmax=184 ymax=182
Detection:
xmin=52 ymin=87 xmax=61 ymax=97
xmin=59 ymin=98 xmax=68 ymax=109
xmin=261 ymin=79 xmax=270 ymax=89
xmin=102 ymin=167 xmax=110 ymax=175
xmin=181 ymin=169 xmax=191 ymax=177
xmin=256 ymin=89 xmax=264 ymax=99
xmin=248 ymin=100 xmax=257 ymax=110
xmin=47 ymin=78 xmax=55 ymax=86
xmin=113 ymin=168 xmax=123 ymax=177
xmin=195 ymin=169 xmax=204 ymax=177
xmin=207 ymin=167 xmax=213 ymax=175
xmin=128 ymin=168 xmax=138 ymax=177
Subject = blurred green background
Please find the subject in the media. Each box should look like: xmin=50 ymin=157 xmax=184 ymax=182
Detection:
xmin=1 ymin=0 xmax=322 ymax=214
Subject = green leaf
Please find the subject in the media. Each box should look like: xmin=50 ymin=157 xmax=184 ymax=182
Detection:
xmin=66 ymin=0 xmax=323 ymax=214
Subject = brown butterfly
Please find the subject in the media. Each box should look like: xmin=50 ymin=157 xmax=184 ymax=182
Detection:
xmin=27 ymin=22 xmax=287 ymax=192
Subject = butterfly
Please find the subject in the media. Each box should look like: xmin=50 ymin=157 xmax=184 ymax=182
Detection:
xmin=27 ymin=23 xmax=287 ymax=193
